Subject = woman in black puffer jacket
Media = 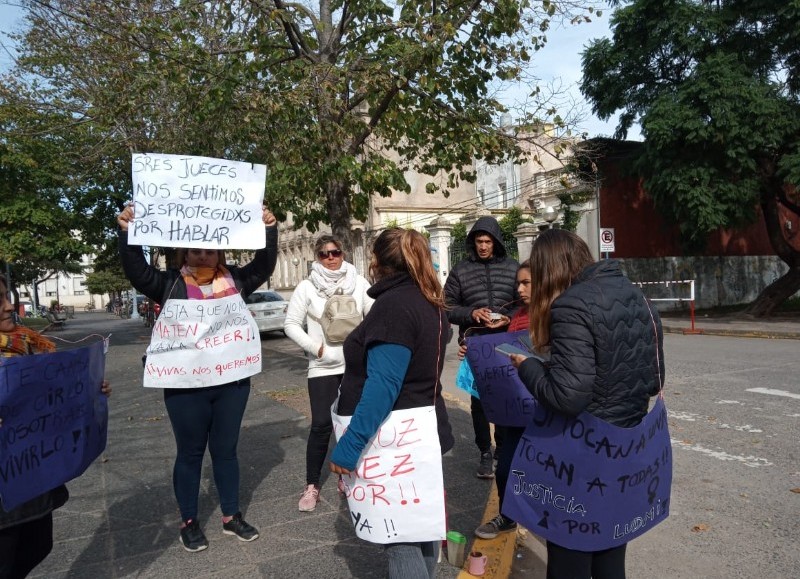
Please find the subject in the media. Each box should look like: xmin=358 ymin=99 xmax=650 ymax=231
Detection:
xmin=510 ymin=229 xmax=665 ymax=579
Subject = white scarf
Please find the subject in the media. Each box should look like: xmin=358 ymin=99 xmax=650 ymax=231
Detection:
xmin=310 ymin=260 xmax=358 ymax=297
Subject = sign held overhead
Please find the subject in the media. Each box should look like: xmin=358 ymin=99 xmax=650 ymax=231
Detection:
xmin=129 ymin=153 xmax=267 ymax=249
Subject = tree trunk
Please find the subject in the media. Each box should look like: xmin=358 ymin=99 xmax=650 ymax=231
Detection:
xmin=327 ymin=179 xmax=356 ymax=255
xmin=743 ymin=266 xmax=800 ymax=317
xmin=744 ymin=176 xmax=800 ymax=317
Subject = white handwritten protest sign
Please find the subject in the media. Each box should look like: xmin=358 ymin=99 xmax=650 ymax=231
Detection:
xmin=130 ymin=153 xmax=266 ymax=249
xmin=332 ymin=405 xmax=446 ymax=544
xmin=144 ymin=294 xmax=261 ymax=388
xmin=0 ymin=341 xmax=108 ymax=511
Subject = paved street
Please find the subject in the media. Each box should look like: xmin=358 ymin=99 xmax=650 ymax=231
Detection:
xmin=512 ymin=332 xmax=800 ymax=579
xmin=28 ymin=314 xmax=488 ymax=578
xmin=16 ymin=312 xmax=800 ymax=578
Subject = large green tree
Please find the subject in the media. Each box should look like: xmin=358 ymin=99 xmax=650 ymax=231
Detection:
xmin=0 ymin=124 xmax=89 ymax=303
xmin=2 ymin=0 xmax=600 ymax=253
xmin=580 ymin=0 xmax=800 ymax=316
xmin=84 ymin=269 xmax=131 ymax=298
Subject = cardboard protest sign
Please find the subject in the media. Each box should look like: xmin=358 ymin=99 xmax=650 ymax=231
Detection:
xmin=466 ymin=331 xmax=538 ymax=427
xmin=144 ymin=294 xmax=261 ymax=388
xmin=130 ymin=153 xmax=266 ymax=249
xmin=502 ymin=397 xmax=672 ymax=551
xmin=332 ymin=405 xmax=446 ymax=544
xmin=0 ymin=341 xmax=108 ymax=511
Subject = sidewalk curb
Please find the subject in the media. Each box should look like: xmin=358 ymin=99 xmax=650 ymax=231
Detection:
xmin=662 ymin=325 xmax=800 ymax=340
xmin=456 ymin=486 xmax=517 ymax=579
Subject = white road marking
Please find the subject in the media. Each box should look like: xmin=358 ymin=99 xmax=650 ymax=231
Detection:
xmin=670 ymin=439 xmax=773 ymax=468
xmin=746 ymin=387 xmax=800 ymax=400
xmin=669 ymin=410 xmax=699 ymax=422
xmin=717 ymin=423 xmax=762 ymax=433
xmin=716 ymin=400 xmax=742 ymax=405
xmin=668 ymin=410 xmax=762 ymax=432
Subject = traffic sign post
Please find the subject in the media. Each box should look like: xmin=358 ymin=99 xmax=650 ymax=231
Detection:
xmin=599 ymin=227 xmax=615 ymax=257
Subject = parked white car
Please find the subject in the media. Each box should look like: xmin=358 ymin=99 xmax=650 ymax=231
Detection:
xmin=244 ymin=290 xmax=288 ymax=334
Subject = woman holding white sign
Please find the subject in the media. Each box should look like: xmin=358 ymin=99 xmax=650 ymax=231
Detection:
xmin=117 ymin=204 xmax=277 ymax=553
xmin=283 ymin=235 xmax=372 ymax=512
xmin=508 ymin=229 xmax=666 ymax=579
xmin=329 ymin=228 xmax=453 ymax=579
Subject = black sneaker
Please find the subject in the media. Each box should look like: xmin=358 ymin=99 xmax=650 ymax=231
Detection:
xmin=476 ymin=451 xmax=495 ymax=479
xmin=179 ymin=519 xmax=209 ymax=552
xmin=474 ymin=514 xmax=518 ymax=539
xmin=222 ymin=512 xmax=259 ymax=542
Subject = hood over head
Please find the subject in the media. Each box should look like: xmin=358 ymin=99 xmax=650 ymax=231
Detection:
xmin=466 ymin=216 xmax=507 ymax=260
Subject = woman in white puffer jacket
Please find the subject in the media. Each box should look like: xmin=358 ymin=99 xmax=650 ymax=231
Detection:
xmin=283 ymin=235 xmax=373 ymax=512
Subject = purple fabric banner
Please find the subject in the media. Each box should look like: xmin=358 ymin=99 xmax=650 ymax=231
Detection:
xmin=502 ymin=396 xmax=672 ymax=551
xmin=0 ymin=341 xmax=108 ymax=511
xmin=465 ymin=331 xmax=537 ymax=427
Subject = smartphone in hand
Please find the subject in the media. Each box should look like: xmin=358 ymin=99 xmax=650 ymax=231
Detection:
xmin=495 ymin=343 xmax=532 ymax=358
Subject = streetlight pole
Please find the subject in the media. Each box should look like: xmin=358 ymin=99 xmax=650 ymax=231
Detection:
xmin=291 ymin=257 xmax=300 ymax=286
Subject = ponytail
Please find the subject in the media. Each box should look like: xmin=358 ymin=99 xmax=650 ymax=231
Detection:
xmin=371 ymin=228 xmax=445 ymax=308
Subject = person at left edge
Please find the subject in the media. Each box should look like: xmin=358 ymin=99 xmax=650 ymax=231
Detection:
xmin=0 ymin=275 xmax=112 ymax=579
xmin=117 ymin=204 xmax=277 ymax=553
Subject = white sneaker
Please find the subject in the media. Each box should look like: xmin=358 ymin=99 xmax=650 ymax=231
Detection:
xmin=298 ymin=484 xmax=320 ymax=512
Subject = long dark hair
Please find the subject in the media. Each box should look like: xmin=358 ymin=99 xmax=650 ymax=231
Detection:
xmin=528 ymin=229 xmax=594 ymax=349
xmin=370 ymin=228 xmax=444 ymax=308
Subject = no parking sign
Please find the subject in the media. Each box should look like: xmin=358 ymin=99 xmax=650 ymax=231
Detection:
xmin=600 ymin=227 xmax=615 ymax=253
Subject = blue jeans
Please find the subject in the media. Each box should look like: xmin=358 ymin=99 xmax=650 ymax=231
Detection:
xmin=384 ymin=541 xmax=439 ymax=579
xmin=163 ymin=380 xmax=250 ymax=521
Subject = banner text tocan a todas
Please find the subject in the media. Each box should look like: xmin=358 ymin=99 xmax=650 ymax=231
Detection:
xmin=502 ymin=397 xmax=672 ymax=551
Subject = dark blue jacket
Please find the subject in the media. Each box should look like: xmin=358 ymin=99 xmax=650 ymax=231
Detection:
xmin=517 ymin=260 xmax=665 ymax=427
xmin=444 ymin=216 xmax=519 ymax=340
xmin=118 ymin=228 xmax=277 ymax=304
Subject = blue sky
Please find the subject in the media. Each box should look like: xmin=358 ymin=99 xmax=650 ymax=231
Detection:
xmin=0 ymin=3 xmax=632 ymax=139
xmin=512 ymin=11 xmax=633 ymax=139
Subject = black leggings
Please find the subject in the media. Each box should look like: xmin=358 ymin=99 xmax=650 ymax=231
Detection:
xmin=470 ymin=396 xmax=505 ymax=453
xmin=546 ymin=541 xmax=627 ymax=579
xmin=495 ymin=426 xmax=525 ymax=511
xmin=306 ymin=374 xmax=342 ymax=486
xmin=0 ymin=513 xmax=54 ymax=579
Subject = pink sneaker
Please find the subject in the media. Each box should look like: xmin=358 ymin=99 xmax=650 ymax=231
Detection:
xmin=337 ymin=476 xmax=347 ymax=496
xmin=298 ymin=484 xmax=320 ymax=512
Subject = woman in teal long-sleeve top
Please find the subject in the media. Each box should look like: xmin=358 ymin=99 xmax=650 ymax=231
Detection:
xmin=330 ymin=227 xmax=453 ymax=579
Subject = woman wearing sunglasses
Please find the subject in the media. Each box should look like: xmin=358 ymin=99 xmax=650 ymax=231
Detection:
xmin=283 ymin=235 xmax=373 ymax=511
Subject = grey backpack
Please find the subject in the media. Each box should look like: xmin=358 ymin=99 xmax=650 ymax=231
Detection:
xmin=309 ymin=288 xmax=362 ymax=344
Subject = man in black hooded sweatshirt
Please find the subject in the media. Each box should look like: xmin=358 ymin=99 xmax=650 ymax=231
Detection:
xmin=444 ymin=216 xmax=519 ymax=478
